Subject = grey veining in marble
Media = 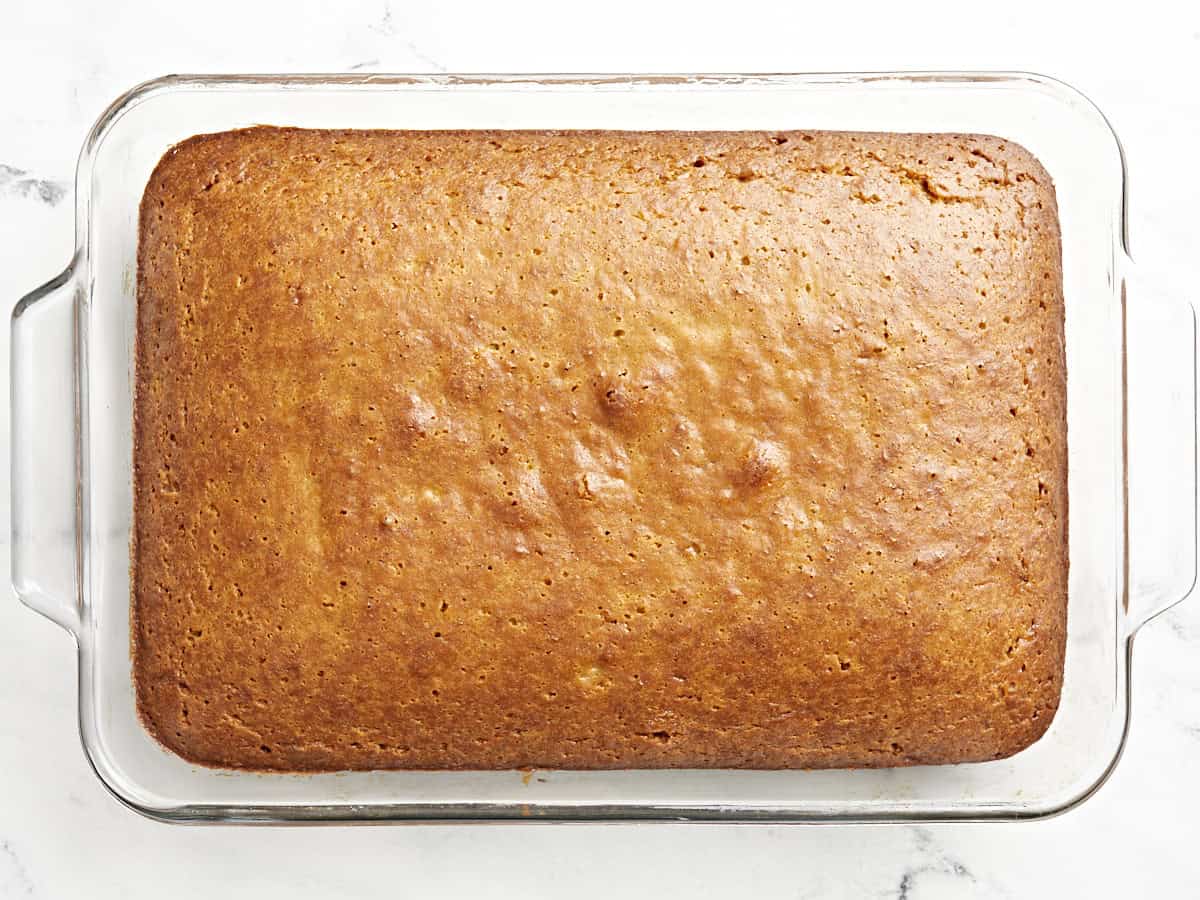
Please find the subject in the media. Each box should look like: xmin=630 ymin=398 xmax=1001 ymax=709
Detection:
xmin=893 ymin=829 xmax=987 ymax=899
xmin=0 ymin=163 xmax=67 ymax=206
xmin=0 ymin=839 xmax=34 ymax=896
xmin=368 ymin=1 xmax=447 ymax=71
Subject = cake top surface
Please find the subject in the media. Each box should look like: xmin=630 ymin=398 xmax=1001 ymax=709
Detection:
xmin=134 ymin=127 xmax=1066 ymax=771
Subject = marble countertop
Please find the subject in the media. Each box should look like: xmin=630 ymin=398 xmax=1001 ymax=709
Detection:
xmin=2 ymin=0 xmax=1198 ymax=896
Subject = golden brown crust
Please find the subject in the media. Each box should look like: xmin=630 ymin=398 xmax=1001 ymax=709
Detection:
xmin=133 ymin=127 xmax=1066 ymax=771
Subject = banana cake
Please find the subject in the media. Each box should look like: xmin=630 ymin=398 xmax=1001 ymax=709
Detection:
xmin=133 ymin=127 xmax=1067 ymax=770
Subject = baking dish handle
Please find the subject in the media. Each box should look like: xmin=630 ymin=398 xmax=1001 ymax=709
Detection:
xmin=11 ymin=261 xmax=81 ymax=635
xmin=1125 ymin=267 xmax=1198 ymax=634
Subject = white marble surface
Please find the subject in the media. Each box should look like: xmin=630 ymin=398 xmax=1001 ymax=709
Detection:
xmin=2 ymin=0 xmax=1199 ymax=896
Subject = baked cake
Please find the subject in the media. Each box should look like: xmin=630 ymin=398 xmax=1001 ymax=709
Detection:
xmin=133 ymin=127 xmax=1067 ymax=770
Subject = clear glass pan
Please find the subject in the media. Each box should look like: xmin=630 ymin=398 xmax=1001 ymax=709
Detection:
xmin=10 ymin=72 xmax=1197 ymax=823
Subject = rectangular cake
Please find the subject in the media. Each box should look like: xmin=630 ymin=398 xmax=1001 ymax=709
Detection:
xmin=133 ymin=127 xmax=1067 ymax=771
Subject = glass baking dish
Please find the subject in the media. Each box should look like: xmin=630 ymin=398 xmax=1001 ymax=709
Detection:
xmin=10 ymin=72 xmax=1197 ymax=823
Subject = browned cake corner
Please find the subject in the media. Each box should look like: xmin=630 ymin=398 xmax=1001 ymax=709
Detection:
xmin=133 ymin=127 xmax=1066 ymax=771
